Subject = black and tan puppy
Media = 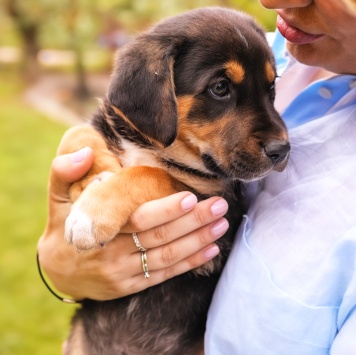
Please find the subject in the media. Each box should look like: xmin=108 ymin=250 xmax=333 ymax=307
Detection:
xmin=55 ymin=7 xmax=290 ymax=354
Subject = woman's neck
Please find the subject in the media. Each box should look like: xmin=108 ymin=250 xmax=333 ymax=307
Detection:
xmin=275 ymin=65 xmax=337 ymax=114
xmin=307 ymin=68 xmax=336 ymax=85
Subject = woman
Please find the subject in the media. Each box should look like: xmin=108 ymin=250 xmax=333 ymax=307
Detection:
xmin=38 ymin=0 xmax=356 ymax=353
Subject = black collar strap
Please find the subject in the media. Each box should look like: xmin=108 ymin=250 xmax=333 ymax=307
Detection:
xmin=36 ymin=252 xmax=82 ymax=304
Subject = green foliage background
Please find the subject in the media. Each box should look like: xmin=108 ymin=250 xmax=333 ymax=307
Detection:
xmin=0 ymin=1 xmax=277 ymax=354
xmin=0 ymin=69 xmax=71 ymax=354
xmin=0 ymin=0 xmax=277 ymax=48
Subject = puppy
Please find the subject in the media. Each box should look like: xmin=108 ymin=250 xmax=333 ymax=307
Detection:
xmin=55 ymin=7 xmax=290 ymax=355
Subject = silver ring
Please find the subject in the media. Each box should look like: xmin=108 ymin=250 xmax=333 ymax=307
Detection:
xmin=132 ymin=232 xmax=147 ymax=252
xmin=141 ymin=251 xmax=150 ymax=278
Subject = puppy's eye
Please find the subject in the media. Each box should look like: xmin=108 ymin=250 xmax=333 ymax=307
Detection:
xmin=209 ymin=80 xmax=230 ymax=98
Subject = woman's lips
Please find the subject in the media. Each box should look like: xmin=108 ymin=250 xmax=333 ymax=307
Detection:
xmin=277 ymin=15 xmax=324 ymax=44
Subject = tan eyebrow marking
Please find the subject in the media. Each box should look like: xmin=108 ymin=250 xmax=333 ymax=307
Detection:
xmin=177 ymin=95 xmax=195 ymax=121
xmin=224 ymin=61 xmax=245 ymax=84
xmin=265 ymin=61 xmax=276 ymax=83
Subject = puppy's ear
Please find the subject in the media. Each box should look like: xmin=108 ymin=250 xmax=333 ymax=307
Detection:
xmin=108 ymin=35 xmax=179 ymax=148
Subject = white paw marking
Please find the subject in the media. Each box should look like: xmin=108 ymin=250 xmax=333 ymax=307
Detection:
xmin=65 ymin=208 xmax=96 ymax=250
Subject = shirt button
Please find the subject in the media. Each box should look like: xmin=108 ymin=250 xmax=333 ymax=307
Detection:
xmin=350 ymin=80 xmax=356 ymax=89
xmin=318 ymin=87 xmax=332 ymax=99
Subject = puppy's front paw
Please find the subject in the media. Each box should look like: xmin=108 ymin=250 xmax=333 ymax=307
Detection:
xmin=65 ymin=194 xmax=124 ymax=250
xmin=65 ymin=207 xmax=97 ymax=250
xmin=65 ymin=171 xmax=122 ymax=250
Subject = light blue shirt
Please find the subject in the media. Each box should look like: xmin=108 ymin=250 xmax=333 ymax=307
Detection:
xmin=205 ymin=31 xmax=356 ymax=354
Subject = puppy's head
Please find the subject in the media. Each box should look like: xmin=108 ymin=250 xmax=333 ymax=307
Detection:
xmin=109 ymin=7 xmax=289 ymax=182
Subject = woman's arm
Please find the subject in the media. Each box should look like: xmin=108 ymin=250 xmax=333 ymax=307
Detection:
xmin=37 ymin=147 xmax=229 ymax=301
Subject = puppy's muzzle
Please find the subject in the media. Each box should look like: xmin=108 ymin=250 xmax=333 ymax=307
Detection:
xmin=264 ymin=140 xmax=290 ymax=171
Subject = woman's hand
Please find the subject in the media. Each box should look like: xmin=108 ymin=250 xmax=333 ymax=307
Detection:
xmin=38 ymin=148 xmax=229 ymax=301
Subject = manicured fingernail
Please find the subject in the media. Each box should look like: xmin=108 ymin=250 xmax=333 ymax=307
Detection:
xmin=211 ymin=199 xmax=228 ymax=216
xmin=204 ymin=244 xmax=220 ymax=260
xmin=71 ymin=147 xmax=89 ymax=163
xmin=181 ymin=194 xmax=198 ymax=211
xmin=211 ymin=218 xmax=229 ymax=236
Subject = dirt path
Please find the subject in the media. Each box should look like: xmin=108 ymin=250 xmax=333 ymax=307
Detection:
xmin=24 ymin=72 xmax=110 ymax=126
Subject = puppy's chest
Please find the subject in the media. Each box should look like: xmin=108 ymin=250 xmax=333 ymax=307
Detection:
xmin=119 ymin=139 xmax=161 ymax=168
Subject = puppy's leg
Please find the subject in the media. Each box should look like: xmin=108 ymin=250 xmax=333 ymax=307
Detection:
xmin=65 ymin=165 xmax=180 ymax=250
xmin=55 ymin=125 xmax=123 ymax=196
xmin=54 ymin=125 xmax=181 ymax=250
xmin=45 ymin=125 xmax=122 ymax=245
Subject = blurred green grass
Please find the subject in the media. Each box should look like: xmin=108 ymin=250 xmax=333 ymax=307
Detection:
xmin=0 ymin=68 xmax=75 ymax=355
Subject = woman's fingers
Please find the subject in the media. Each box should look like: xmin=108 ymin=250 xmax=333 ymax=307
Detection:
xmin=122 ymin=192 xmax=198 ymax=233
xmin=122 ymin=194 xmax=229 ymax=250
xmin=49 ymin=147 xmax=94 ymax=200
xmin=121 ymin=244 xmax=222 ymax=295
xmin=105 ymin=194 xmax=230 ymax=285
xmin=113 ymin=216 xmax=229 ymax=281
xmin=43 ymin=147 xmax=95 ymax=241
xmin=149 ymin=197 xmax=228 ymax=247
xmin=146 ymin=217 xmax=228 ymax=269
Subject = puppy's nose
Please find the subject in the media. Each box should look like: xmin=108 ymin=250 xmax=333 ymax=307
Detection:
xmin=264 ymin=140 xmax=290 ymax=164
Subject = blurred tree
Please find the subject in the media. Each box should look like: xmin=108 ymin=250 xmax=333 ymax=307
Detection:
xmin=90 ymin=0 xmax=276 ymax=34
xmin=64 ymin=0 xmax=91 ymax=99
xmin=0 ymin=0 xmax=276 ymax=94
xmin=1 ymin=0 xmax=96 ymax=96
xmin=3 ymin=0 xmax=42 ymax=82
xmin=228 ymin=0 xmax=277 ymax=30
